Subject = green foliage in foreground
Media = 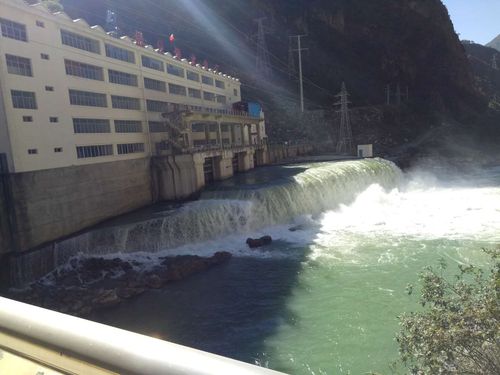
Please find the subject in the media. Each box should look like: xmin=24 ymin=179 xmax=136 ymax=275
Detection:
xmin=397 ymin=249 xmax=500 ymax=374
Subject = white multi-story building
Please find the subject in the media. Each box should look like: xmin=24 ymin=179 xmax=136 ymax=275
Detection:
xmin=0 ymin=0 xmax=265 ymax=174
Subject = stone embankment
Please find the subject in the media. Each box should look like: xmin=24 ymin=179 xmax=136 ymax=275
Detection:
xmin=7 ymin=252 xmax=232 ymax=317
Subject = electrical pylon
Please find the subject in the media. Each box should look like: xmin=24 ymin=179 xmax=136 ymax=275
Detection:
xmin=493 ymin=54 xmax=498 ymax=70
xmin=254 ymin=17 xmax=272 ymax=77
xmin=335 ymin=82 xmax=353 ymax=154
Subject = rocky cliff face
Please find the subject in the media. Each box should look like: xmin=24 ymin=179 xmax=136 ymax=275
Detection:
xmin=60 ymin=0 xmax=486 ymax=144
xmin=486 ymin=34 xmax=500 ymax=52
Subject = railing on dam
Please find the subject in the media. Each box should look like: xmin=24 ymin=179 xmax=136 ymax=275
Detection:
xmin=0 ymin=297 xmax=286 ymax=375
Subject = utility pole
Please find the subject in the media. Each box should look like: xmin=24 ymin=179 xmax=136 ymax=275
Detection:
xmin=396 ymin=83 xmax=402 ymax=106
xmin=290 ymin=34 xmax=308 ymax=112
xmin=335 ymin=82 xmax=353 ymax=154
xmin=288 ymin=36 xmax=296 ymax=78
xmin=254 ymin=17 xmax=272 ymax=77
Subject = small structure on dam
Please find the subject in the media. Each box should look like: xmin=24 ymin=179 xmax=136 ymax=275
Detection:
xmin=0 ymin=0 xmax=271 ymax=283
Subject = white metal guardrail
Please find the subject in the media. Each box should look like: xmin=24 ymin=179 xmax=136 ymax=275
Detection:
xmin=0 ymin=297 xmax=286 ymax=375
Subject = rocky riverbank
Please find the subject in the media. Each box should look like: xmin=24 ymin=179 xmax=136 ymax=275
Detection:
xmin=6 ymin=252 xmax=232 ymax=317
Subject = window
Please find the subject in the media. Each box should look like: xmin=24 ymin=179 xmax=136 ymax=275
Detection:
xmin=234 ymin=89 xmax=238 ymax=97
xmin=36 ymin=20 xmax=45 ymax=28
xmin=144 ymin=77 xmax=166 ymax=92
xmin=73 ymin=118 xmax=110 ymax=133
xmin=54 ymin=148 xmax=63 ymax=153
xmin=202 ymin=76 xmax=214 ymax=85
xmin=111 ymin=95 xmax=141 ymax=110
xmin=117 ymin=143 xmax=145 ymax=154
xmin=11 ymin=90 xmax=37 ymax=109
xmin=23 ymin=116 xmax=33 ymax=122
xmin=169 ymin=83 xmax=186 ymax=96
xmin=192 ymin=123 xmax=205 ymax=132
xmin=45 ymin=86 xmax=54 ymax=92
xmin=187 ymin=71 xmax=199 ymax=82
xmin=65 ymin=60 xmax=104 ymax=81
xmin=156 ymin=142 xmax=170 ymax=151
xmin=203 ymin=91 xmax=215 ymax=101
xmin=188 ymin=88 xmax=201 ymax=99
xmin=149 ymin=121 xmax=168 ymax=133
xmin=216 ymin=95 xmax=227 ymax=104
xmin=108 ymin=69 xmax=138 ymax=86
xmin=105 ymin=44 xmax=135 ymax=63
xmin=167 ymin=64 xmax=184 ymax=78
xmin=146 ymin=100 xmax=169 ymax=112
xmin=69 ymin=90 xmax=107 ymax=107
xmin=215 ymin=80 xmax=225 ymax=89
xmin=76 ymin=145 xmax=113 ymax=159
xmin=0 ymin=18 xmax=27 ymax=42
xmin=115 ymin=120 xmax=142 ymax=133
xmin=61 ymin=30 xmax=100 ymax=54
xmin=28 ymin=149 xmax=38 ymax=155
xmin=41 ymin=53 xmax=50 ymax=60
xmin=49 ymin=117 xmax=58 ymax=123
xmin=6 ymin=54 xmax=32 ymax=76
xmin=141 ymin=55 xmax=164 ymax=71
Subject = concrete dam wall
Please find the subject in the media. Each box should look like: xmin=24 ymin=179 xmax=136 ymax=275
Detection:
xmin=1 ymin=144 xmax=314 ymax=286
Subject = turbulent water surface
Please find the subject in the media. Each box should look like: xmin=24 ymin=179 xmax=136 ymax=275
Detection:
xmin=91 ymin=159 xmax=500 ymax=374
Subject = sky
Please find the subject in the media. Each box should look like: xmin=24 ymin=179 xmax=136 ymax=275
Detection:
xmin=442 ymin=0 xmax=500 ymax=45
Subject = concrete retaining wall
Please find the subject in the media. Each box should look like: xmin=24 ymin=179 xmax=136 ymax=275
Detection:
xmin=268 ymin=144 xmax=314 ymax=164
xmin=8 ymin=158 xmax=153 ymax=252
xmin=0 ymin=178 xmax=12 ymax=256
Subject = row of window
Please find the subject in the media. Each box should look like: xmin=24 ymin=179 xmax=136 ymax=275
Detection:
xmin=0 ymin=18 xmax=232 ymax=90
xmin=5 ymin=52 xmax=237 ymax=102
xmin=73 ymin=119 xmax=143 ymax=133
xmin=76 ymin=143 xmax=144 ymax=158
xmin=11 ymin=88 xmax=227 ymax=111
xmin=27 ymin=147 xmax=63 ymax=155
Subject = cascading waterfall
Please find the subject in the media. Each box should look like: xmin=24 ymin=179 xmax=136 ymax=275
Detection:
xmin=12 ymin=159 xmax=402 ymax=285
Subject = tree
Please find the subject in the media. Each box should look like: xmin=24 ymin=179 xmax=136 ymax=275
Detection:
xmin=397 ymin=249 xmax=500 ymax=374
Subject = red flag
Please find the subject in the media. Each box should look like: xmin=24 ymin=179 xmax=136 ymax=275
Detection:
xmin=135 ymin=31 xmax=144 ymax=47
xmin=174 ymin=47 xmax=182 ymax=59
xmin=157 ymin=39 xmax=165 ymax=53
xmin=190 ymin=54 xmax=197 ymax=64
xmin=203 ymin=59 xmax=209 ymax=69
xmin=169 ymin=34 xmax=175 ymax=43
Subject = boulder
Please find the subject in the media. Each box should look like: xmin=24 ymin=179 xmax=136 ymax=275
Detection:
xmin=246 ymin=236 xmax=273 ymax=248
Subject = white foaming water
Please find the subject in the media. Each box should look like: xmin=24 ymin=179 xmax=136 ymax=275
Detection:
xmin=310 ymin=172 xmax=500 ymax=264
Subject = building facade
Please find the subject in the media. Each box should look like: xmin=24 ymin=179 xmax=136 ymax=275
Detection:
xmin=0 ymin=0 xmax=273 ymax=280
xmin=0 ymin=0 xmax=266 ymax=174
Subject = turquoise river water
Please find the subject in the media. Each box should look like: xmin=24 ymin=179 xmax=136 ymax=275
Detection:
xmin=91 ymin=159 xmax=500 ymax=374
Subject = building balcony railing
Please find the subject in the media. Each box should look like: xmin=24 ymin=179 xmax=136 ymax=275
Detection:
xmin=164 ymin=104 xmax=262 ymax=120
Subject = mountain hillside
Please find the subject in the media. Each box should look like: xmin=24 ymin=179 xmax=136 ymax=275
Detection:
xmin=486 ymin=34 xmax=500 ymax=52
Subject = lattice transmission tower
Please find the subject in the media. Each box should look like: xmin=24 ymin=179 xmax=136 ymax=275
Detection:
xmin=493 ymin=54 xmax=498 ymax=70
xmin=335 ymin=82 xmax=353 ymax=154
xmin=254 ymin=17 xmax=272 ymax=77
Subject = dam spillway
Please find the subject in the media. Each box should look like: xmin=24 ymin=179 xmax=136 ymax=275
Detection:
xmin=11 ymin=158 xmax=402 ymax=285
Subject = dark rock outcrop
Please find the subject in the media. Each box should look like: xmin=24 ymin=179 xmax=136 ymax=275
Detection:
xmin=7 ymin=252 xmax=232 ymax=317
xmin=246 ymin=236 xmax=273 ymax=248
